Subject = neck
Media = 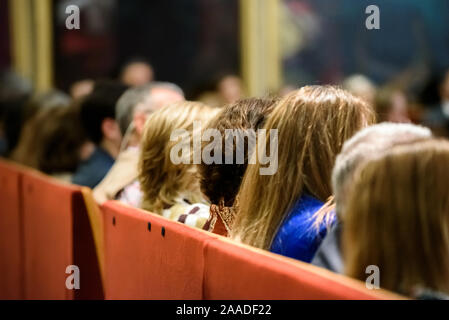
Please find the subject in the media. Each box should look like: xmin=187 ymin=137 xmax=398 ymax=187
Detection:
xmin=100 ymin=139 xmax=120 ymax=159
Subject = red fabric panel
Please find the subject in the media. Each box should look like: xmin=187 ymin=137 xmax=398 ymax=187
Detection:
xmin=203 ymin=239 xmax=393 ymax=300
xmin=22 ymin=172 xmax=103 ymax=299
xmin=102 ymin=201 xmax=216 ymax=300
xmin=22 ymin=172 xmax=75 ymax=300
xmin=0 ymin=161 xmax=23 ymax=299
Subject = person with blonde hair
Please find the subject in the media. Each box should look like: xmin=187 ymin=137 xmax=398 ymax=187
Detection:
xmin=343 ymin=138 xmax=449 ymax=298
xmin=231 ymin=85 xmax=375 ymax=262
xmin=312 ymin=123 xmax=432 ymax=274
xmin=138 ymin=101 xmax=219 ymax=218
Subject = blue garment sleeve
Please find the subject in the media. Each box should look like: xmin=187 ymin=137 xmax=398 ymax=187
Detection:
xmin=270 ymin=194 xmax=334 ymax=263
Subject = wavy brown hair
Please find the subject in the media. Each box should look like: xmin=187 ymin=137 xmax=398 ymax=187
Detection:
xmin=231 ymin=86 xmax=375 ymax=249
xmin=198 ymin=97 xmax=278 ymax=207
xmin=343 ymin=138 xmax=449 ymax=296
xmin=138 ymin=101 xmax=218 ymax=214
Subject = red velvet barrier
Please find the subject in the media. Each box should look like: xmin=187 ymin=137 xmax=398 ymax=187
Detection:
xmin=102 ymin=201 xmax=216 ymax=300
xmin=0 ymin=160 xmax=24 ymax=299
xmin=203 ymin=238 xmax=399 ymax=300
xmin=102 ymin=201 xmax=399 ymax=300
xmin=22 ymin=171 xmax=103 ymax=299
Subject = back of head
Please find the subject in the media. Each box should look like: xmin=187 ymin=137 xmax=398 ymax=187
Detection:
xmin=22 ymin=90 xmax=71 ymax=122
xmin=139 ymin=101 xmax=218 ymax=213
xmin=332 ymin=123 xmax=432 ymax=217
xmin=11 ymin=90 xmax=71 ymax=165
xmin=198 ymin=97 xmax=279 ymax=207
xmin=232 ymin=85 xmax=375 ymax=249
xmin=80 ymin=80 xmax=129 ymax=144
xmin=343 ymin=138 xmax=449 ymax=296
xmin=37 ymin=105 xmax=87 ymax=174
xmin=115 ymin=82 xmax=184 ymax=136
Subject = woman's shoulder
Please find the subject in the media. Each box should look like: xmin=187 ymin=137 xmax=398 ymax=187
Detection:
xmin=283 ymin=194 xmax=325 ymax=228
xmin=270 ymin=194 xmax=331 ymax=262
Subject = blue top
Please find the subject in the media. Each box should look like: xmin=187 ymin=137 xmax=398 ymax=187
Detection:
xmin=72 ymin=147 xmax=114 ymax=189
xmin=270 ymin=194 xmax=334 ymax=263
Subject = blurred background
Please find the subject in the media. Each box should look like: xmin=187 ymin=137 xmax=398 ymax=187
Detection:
xmin=2 ymin=0 xmax=449 ymax=148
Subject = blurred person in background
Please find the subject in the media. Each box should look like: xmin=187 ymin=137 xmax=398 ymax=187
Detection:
xmin=231 ymin=86 xmax=375 ymax=262
xmin=375 ymin=86 xmax=411 ymax=123
xmin=119 ymin=59 xmax=154 ymax=87
xmin=312 ymin=123 xmax=432 ymax=274
xmin=198 ymin=74 xmax=244 ymax=108
xmin=72 ymin=80 xmax=128 ymax=188
xmin=13 ymin=104 xmax=87 ymax=182
xmin=342 ymin=74 xmax=377 ymax=106
xmin=70 ymin=79 xmax=95 ymax=100
xmin=176 ymin=98 xmax=278 ymax=231
xmin=423 ymin=69 xmax=449 ymax=137
xmin=94 ymin=82 xmax=184 ymax=205
xmin=343 ymin=138 xmax=449 ymax=299
xmin=139 ymin=102 xmax=219 ymax=216
xmin=0 ymin=70 xmax=33 ymax=156
xmin=217 ymin=74 xmax=244 ymax=104
xmin=0 ymin=95 xmax=29 ymax=157
xmin=37 ymin=105 xmax=87 ymax=181
xmin=11 ymin=90 xmax=71 ymax=166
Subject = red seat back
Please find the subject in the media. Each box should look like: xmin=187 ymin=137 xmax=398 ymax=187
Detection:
xmin=22 ymin=171 xmax=103 ymax=299
xmin=203 ymin=238 xmax=399 ymax=300
xmin=102 ymin=201 xmax=216 ymax=299
xmin=0 ymin=160 xmax=24 ymax=299
xmin=102 ymin=201 xmax=399 ymax=300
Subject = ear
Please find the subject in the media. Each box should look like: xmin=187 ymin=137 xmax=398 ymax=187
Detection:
xmin=101 ymin=118 xmax=122 ymax=142
xmin=133 ymin=110 xmax=148 ymax=137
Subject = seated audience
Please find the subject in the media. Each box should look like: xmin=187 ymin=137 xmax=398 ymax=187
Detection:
xmin=139 ymin=101 xmax=219 ymax=216
xmin=93 ymin=82 xmax=184 ymax=205
xmin=312 ymin=123 xmax=432 ymax=273
xmin=230 ymin=86 xmax=375 ymax=262
xmin=72 ymin=81 xmax=128 ymax=188
xmin=176 ymin=98 xmax=278 ymax=231
xmin=343 ymin=138 xmax=449 ymax=298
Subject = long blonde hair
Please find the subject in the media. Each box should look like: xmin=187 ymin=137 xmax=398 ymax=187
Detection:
xmin=231 ymin=86 xmax=375 ymax=249
xmin=138 ymin=101 xmax=218 ymax=214
xmin=343 ymin=138 xmax=449 ymax=296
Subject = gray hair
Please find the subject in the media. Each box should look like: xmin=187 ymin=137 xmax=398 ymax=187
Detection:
xmin=332 ymin=122 xmax=432 ymax=217
xmin=115 ymin=81 xmax=184 ymax=135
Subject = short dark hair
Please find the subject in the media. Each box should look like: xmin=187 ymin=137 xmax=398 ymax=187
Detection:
xmin=80 ymin=80 xmax=129 ymax=144
xmin=198 ymin=97 xmax=278 ymax=206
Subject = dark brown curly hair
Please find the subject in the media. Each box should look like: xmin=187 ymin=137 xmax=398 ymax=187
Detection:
xmin=198 ymin=97 xmax=279 ymax=207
